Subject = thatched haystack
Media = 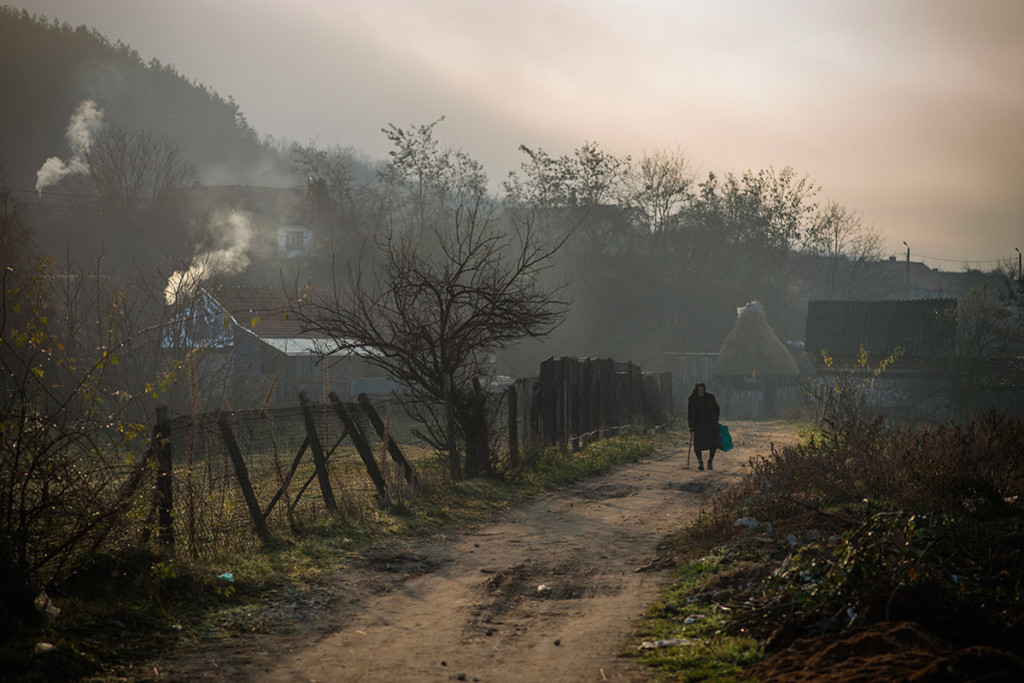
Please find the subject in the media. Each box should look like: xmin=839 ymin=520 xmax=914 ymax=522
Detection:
xmin=715 ymin=301 xmax=799 ymax=378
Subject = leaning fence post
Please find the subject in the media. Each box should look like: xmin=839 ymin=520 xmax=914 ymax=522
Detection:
xmin=328 ymin=392 xmax=390 ymax=504
xmin=356 ymin=393 xmax=417 ymax=487
xmin=217 ymin=410 xmax=271 ymax=545
xmin=152 ymin=405 xmax=174 ymax=553
xmin=298 ymin=391 xmax=339 ymax=513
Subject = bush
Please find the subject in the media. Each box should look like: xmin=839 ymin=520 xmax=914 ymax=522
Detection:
xmin=669 ymin=410 xmax=1024 ymax=661
xmin=1 ymin=259 xmax=158 ymax=623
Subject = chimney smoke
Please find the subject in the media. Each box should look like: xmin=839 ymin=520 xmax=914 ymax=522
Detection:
xmin=35 ymin=100 xmax=105 ymax=194
xmin=165 ymin=209 xmax=254 ymax=305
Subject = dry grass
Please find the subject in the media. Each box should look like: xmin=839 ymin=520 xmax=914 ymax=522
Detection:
xmin=654 ymin=409 xmax=1024 ymax=681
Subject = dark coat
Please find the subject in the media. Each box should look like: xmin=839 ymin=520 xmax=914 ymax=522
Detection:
xmin=688 ymin=389 xmax=721 ymax=451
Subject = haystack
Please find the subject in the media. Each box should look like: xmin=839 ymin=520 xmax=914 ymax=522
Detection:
xmin=715 ymin=301 xmax=799 ymax=378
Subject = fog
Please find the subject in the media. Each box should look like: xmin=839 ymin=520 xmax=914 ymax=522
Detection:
xmin=11 ymin=0 xmax=1024 ymax=269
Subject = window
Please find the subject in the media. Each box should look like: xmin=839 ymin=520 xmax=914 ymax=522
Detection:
xmin=285 ymin=230 xmax=305 ymax=251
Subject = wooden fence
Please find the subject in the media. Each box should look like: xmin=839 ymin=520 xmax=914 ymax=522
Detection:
xmin=659 ymin=352 xmax=809 ymax=420
xmin=146 ymin=357 xmax=674 ymax=556
xmin=149 ymin=391 xmax=424 ymax=557
xmin=527 ymin=357 xmax=673 ymax=450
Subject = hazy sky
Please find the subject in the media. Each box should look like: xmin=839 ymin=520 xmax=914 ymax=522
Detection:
xmin=14 ymin=0 xmax=1024 ymax=270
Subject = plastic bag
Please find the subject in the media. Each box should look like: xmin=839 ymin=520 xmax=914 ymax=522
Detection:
xmin=718 ymin=424 xmax=733 ymax=451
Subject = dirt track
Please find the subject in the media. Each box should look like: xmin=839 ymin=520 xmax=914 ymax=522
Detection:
xmin=160 ymin=421 xmax=797 ymax=682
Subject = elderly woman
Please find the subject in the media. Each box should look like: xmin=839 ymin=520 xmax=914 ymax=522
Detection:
xmin=687 ymin=383 xmax=721 ymax=471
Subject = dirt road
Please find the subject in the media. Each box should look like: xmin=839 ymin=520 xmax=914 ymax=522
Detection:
xmin=161 ymin=421 xmax=797 ymax=682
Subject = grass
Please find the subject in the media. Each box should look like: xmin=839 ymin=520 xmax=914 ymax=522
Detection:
xmin=632 ymin=555 xmax=763 ymax=682
xmin=3 ymin=432 xmax=657 ymax=681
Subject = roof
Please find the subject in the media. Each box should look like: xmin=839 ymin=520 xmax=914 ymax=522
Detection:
xmin=878 ymin=260 xmax=1003 ymax=300
xmin=202 ymin=285 xmax=373 ymax=358
xmin=205 ymin=284 xmax=313 ymax=339
xmin=260 ymin=337 xmax=378 ymax=358
xmin=804 ymin=299 xmax=957 ymax=358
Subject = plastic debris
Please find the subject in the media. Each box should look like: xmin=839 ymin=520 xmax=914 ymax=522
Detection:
xmin=639 ymin=638 xmax=693 ymax=650
xmin=734 ymin=516 xmax=760 ymax=530
xmin=33 ymin=592 xmax=60 ymax=621
xmin=217 ymin=572 xmax=234 ymax=583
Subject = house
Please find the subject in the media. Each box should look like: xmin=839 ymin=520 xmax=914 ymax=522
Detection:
xmin=163 ymin=284 xmax=398 ymax=410
xmin=183 ymin=183 xmax=321 ymax=263
xmin=877 ymin=258 xmax=997 ymax=300
xmin=804 ymin=298 xmax=958 ymax=364
xmin=804 ymin=298 xmax=958 ymax=422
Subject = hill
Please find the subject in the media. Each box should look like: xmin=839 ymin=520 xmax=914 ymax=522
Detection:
xmin=0 ymin=6 xmax=294 ymax=196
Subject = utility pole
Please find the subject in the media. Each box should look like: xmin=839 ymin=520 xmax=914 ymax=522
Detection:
xmin=902 ymin=241 xmax=910 ymax=288
xmin=1016 ymin=247 xmax=1021 ymax=282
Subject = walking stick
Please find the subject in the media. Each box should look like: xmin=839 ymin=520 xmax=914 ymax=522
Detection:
xmin=686 ymin=430 xmax=692 ymax=470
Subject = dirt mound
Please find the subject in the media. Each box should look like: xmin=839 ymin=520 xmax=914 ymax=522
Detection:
xmin=746 ymin=621 xmax=1024 ymax=682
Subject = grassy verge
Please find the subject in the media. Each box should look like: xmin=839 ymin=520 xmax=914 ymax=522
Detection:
xmin=3 ymin=432 xmax=657 ymax=681
xmin=632 ymin=411 xmax=1024 ymax=681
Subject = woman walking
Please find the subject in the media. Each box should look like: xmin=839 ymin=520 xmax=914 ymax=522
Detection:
xmin=687 ymin=383 xmax=720 ymax=471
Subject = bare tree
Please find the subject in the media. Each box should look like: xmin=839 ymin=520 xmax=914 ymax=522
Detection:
xmin=798 ymin=200 xmax=894 ymax=299
xmin=625 ymin=147 xmax=695 ymax=233
xmin=0 ymin=166 xmax=33 ymax=268
xmin=379 ymin=117 xmax=488 ymax=234
xmin=1 ymin=256 xmax=166 ymax=613
xmin=58 ymin=125 xmax=197 ymax=267
xmin=82 ymin=125 xmax=195 ymax=223
xmin=293 ymin=207 xmax=567 ymax=478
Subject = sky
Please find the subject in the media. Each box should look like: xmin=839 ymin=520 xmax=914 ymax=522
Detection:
xmin=14 ymin=0 xmax=1024 ymax=271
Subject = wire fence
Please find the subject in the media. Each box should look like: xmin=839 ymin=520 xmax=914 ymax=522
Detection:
xmin=140 ymin=358 xmax=672 ymax=558
xmin=153 ymin=393 xmax=443 ymax=559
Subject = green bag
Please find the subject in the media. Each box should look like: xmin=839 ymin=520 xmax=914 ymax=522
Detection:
xmin=718 ymin=424 xmax=733 ymax=451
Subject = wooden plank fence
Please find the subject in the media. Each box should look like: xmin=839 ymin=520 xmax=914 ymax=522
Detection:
xmin=528 ymin=357 xmax=673 ymax=451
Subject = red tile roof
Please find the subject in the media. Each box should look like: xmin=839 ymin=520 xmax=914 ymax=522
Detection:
xmin=205 ymin=285 xmax=322 ymax=339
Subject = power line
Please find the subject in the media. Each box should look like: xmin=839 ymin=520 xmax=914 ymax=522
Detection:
xmin=913 ymin=252 xmax=1012 ymax=267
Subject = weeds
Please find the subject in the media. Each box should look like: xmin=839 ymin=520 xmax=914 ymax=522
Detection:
xmin=643 ymin=410 xmax=1024 ymax=681
xmin=4 ymin=432 xmax=656 ymax=680
xmin=634 ymin=554 xmax=763 ymax=682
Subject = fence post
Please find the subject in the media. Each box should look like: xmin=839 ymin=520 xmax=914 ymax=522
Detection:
xmin=444 ymin=374 xmax=459 ymax=479
xmin=641 ymin=373 xmax=665 ymax=425
xmin=298 ymin=391 xmax=340 ymax=513
xmin=529 ymin=379 xmax=541 ymax=445
xmin=568 ymin=358 xmax=581 ymax=451
xmin=328 ymin=392 xmax=390 ymax=504
xmin=587 ymin=359 xmax=601 ymax=444
xmin=539 ymin=358 xmax=556 ymax=446
xmin=217 ymin=411 xmax=271 ymax=544
xmin=356 ymin=393 xmax=417 ymax=487
xmin=153 ymin=405 xmax=174 ymax=553
xmin=507 ymin=383 xmax=519 ymax=469
xmin=660 ymin=372 xmax=674 ymax=419
xmin=599 ymin=359 xmax=617 ymax=437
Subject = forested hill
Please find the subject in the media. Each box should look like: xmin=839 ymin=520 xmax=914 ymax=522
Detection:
xmin=0 ymin=6 xmax=293 ymax=192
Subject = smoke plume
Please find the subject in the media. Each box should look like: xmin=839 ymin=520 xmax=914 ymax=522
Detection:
xmin=164 ymin=210 xmax=254 ymax=305
xmin=35 ymin=100 xmax=105 ymax=194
